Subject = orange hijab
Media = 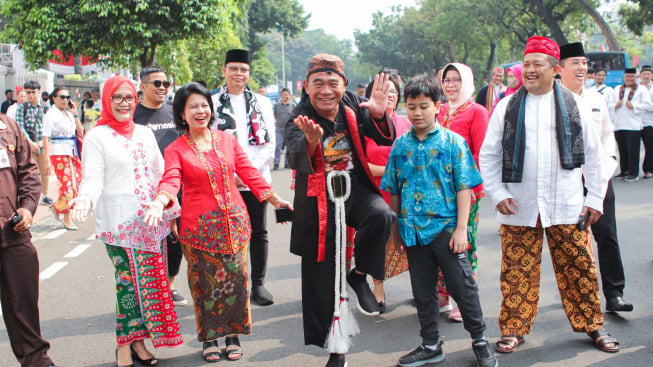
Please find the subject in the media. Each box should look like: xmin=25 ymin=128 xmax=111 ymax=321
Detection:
xmin=95 ymin=75 xmax=137 ymax=139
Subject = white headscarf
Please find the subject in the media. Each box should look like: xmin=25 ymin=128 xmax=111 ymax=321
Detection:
xmin=442 ymin=62 xmax=475 ymax=111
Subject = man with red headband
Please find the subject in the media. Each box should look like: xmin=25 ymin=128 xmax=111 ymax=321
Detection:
xmin=286 ymin=53 xmax=395 ymax=367
xmin=476 ymin=66 xmax=506 ymax=112
xmin=480 ymin=36 xmax=620 ymax=354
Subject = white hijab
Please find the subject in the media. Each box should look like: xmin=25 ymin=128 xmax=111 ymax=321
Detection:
xmin=442 ymin=62 xmax=475 ymax=111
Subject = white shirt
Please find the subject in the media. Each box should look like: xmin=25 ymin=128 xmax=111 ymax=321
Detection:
xmin=6 ymin=103 xmax=18 ymax=121
xmin=609 ymin=85 xmax=651 ymax=131
xmin=214 ymin=92 xmax=276 ymax=190
xmin=578 ymin=87 xmax=619 ymax=183
xmin=78 ymin=125 xmax=178 ymax=248
xmin=590 ymin=84 xmax=614 ymax=104
xmin=640 ymin=83 xmax=653 ymax=128
xmin=480 ymin=89 xmax=607 ymax=228
xmin=42 ymin=107 xmax=77 ymax=156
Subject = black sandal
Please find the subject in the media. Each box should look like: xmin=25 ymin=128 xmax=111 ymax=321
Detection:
xmin=588 ymin=329 xmax=620 ymax=353
xmin=130 ymin=345 xmax=158 ymax=366
xmin=202 ymin=340 xmax=221 ymax=363
xmin=225 ymin=336 xmax=242 ymax=361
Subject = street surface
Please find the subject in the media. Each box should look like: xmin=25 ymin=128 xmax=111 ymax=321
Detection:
xmin=1 ymin=168 xmax=652 ymax=367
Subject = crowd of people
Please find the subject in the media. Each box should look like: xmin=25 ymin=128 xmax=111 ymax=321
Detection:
xmin=1 ymin=35 xmax=651 ymax=367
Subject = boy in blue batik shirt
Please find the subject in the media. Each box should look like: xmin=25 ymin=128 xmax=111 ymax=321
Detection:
xmin=380 ymin=76 xmax=497 ymax=367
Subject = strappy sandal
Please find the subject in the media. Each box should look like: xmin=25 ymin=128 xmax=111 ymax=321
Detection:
xmin=202 ymin=340 xmax=221 ymax=363
xmin=495 ymin=335 xmax=524 ymax=353
xmin=130 ymin=344 xmax=158 ymax=366
xmin=225 ymin=336 xmax=242 ymax=361
xmin=588 ymin=329 xmax=620 ymax=353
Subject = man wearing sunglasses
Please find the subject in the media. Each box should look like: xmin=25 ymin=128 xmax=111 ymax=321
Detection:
xmin=134 ymin=66 xmax=186 ymax=307
xmin=211 ymin=49 xmax=277 ymax=306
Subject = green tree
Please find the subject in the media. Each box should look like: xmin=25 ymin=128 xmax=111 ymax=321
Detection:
xmin=245 ymin=0 xmax=309 ymax=59
xmin=1 ymin=0 xmax=241 ymax=69
xmin=619 ymin=0 xmax=653 ymax=36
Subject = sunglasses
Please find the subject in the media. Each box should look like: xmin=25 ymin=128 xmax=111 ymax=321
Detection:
xmin=57 ymin=95 xmax=71 ymax=100
xmin=144 ymin=80 xmax=171 ymax=88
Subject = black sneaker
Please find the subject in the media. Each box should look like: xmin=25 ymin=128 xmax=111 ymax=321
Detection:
xmin=398 ymin=343 xmax=445 ymax=367
xmin=614 ymin=173 xmax=628 ymax=180
xmin=346 ymin=270 xmax=380 ymax=316
xmin=171 ymin=289 xmax=187 ymax=306
xmin=273 ymin=164 xmax=279 ymax=170
xmin=325 ymin=353 xmax=347 ymax=367
xmin=625 ymin=175 xmax=640 ymax=182
xmin=472 ymin=339 xmax=498 ymax=367
xmin=40 ymin=196 xmax=53 ymax=206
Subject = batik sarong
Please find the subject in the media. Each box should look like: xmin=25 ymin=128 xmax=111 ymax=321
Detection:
xmin=50 ymin=155 xmax=81 ymax=214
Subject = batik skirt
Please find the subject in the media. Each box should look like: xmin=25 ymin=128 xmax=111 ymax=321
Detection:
xmin=106 ymin=244 xmax=183 ymax=348
xmin=50 ymin=155 xmax=82 ymax=215
xmin=182 ymin=245 xmax=252 ymax=341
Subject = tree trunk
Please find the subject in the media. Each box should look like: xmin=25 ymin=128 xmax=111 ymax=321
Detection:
xmin=575 ymin=0 xmax=620 ymax=51
xmin=485 ymin=41 xmax=497 ymax=77
xmin=73 ymin=56 xmax=83 ymax=75
xmin=527 ymin=0 xmax=569 ymax=45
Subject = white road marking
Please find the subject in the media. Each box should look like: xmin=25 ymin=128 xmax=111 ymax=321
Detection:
xmin=39 ymin=261 xmax=68 ymax=280
xmin=42 ymin=229 xmax=67 ymax=240
xmin=86 ymin=234 xmax=96 ymax=241
xmin=64 ymin=244 xmax=91 ymax=258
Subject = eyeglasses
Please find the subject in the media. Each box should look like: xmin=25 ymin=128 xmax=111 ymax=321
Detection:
xmin=26 ymin=90 xmax=39 ymax=94
xmin=111 ymin=95 xmax=136 ymax=104
xmin=388 ymin=89 xmax=399 ymax=96
xmin=56 ymin=95 xmax=71 ymax=100
xmin=442 ymin=78 xmax=461 ymax=86
xmin=226 ymin=65 xmax=250 ymax=73
xmin=143 ymin=80 xmax=171 ymax=89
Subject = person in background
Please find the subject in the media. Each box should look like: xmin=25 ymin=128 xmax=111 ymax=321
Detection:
xmin=1 ymin=112 xmax=57 ymax=367
xmin=6 ymin=89 xmax=26 ymax=121
xmin=69 ymin=75 xmax=183 ymax=367
xmin=134 ymin=65 xmax=187 ymax=307
xmin=212 ymin=49 xmax=277 ymax=307
xmin=475 ymin=66 xmax=505 ymax=113
xmin=144 ymin=82 xmax=291 ymax=363
xmin=273 ymin=87 xmax=295 ymax=170
xmin=364 ymin=71 xmax=412 ymax=313
xmin=91 ymin=87 xmax=102 ymax=113
xmin=559 ymin=42 xmax=632 ymax=313
xmin=437 ymin=62 xmax=489 ymax=323
xmin=356 ymin=84 xmax=366 ymax=97
xmin=609 ymin=68 xmax=651 ymax=181
xmin=585 ymin=68 xmax=596 ymax=88
xmin=40 ymin=91 xmax=50 ymax=113
xmin=82 ymin=100 xmax=100 ymax=132
xmin=257 ymin=86 xmax=267 ymax=96
xmin=590 ymin=68 xmax=614 ymax=104
xmin=1 ymin=89 xmax=15 ymax=114
xmin=501 ymin=64 xmax=523 ymax=99
xmin=639 ymin=65 xmax=653 ymax=179
xmin=42 ymin=86 xmax=84 ymax=230
xmin=480 ymin=35 xmax=619 ymax=355
xmin=15 ymin=80 xmax=53 ymax=206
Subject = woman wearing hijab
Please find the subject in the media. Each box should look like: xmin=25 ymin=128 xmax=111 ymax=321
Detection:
xmin=142 ymin=82 xmax=292 ymax=363
xmin=502 ymin=64 xmax=523 ymax=98
xmin=364 ymin=72 xmax=412 ymax=313
xmin=437 ymin=63 xmax=489 ymax=322
xmin=42 ymin=86 xmax=84 ymax=230
xmin=70 ymin=75 xmax=182 ymax=367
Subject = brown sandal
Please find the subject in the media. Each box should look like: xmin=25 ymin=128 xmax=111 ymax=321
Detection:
xmin=495 ymin=335 xmax=524 ymax=353
xmin=588 ymin=329 xmax=620 ymax=353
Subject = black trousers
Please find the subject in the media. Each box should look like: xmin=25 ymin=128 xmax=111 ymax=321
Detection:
xmin=614 ymin=130 xmax=641 ymax=176
xmin=405 ymin=231 xmax=486 ymax=345
xmin=242 ymin=191 xmax=269 ymax=287
xmin=166 ymin=232 xmax=183 ymax=277
xmin=642 ymin=126 xmax=653 ymax=174
xmin=301 ymin=183 xmax=395 ymax=347
xmin=590 ymin=180 xmax=626 ymax=299
xmin=0 ymin=242 xmax=53 ymax=367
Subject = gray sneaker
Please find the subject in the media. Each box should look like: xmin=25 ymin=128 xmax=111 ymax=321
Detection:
xmin=171 ymin=289 xmax=187 ymax=306
xmin=40 ymin=196 xmax=53 ymax=206
xmin=398 ymin=343 xmax=445 ymax=367
xmin=473 ymin=339 xmax=498 ymax=367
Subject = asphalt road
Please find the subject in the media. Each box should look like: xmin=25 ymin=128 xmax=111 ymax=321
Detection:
xmin=1 ymin=168 xmax=652 ymax=367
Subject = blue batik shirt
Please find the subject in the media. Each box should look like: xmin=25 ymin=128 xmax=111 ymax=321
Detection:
xmin=380 ymin=123 xmax=482 ymax=247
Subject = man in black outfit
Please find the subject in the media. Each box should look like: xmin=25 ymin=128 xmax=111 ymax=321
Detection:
xmin=134 ymin=65 xmax=186 ymax=306
xmin=1 ymin=89 xmax=15 ymax=114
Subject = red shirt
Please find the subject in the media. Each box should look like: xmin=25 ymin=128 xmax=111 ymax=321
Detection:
xmin=158 ymin=130 xmax=273 ymax=254
xmin=437 ymin=101 xmax=489 ymax=202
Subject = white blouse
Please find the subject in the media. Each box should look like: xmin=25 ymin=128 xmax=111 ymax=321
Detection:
xmin=43 ymin=108 xmax=77 ymax=157
xmin=78 ymin=124 xmax=179 ymax=252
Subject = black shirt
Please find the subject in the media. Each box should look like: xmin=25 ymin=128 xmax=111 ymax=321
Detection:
xmin=133 ymin=103 xmax=179 ymax=157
